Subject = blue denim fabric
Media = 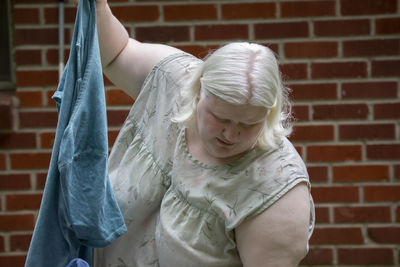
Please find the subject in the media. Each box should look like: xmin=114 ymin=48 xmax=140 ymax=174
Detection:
xmin=25 ymin=1 xmax=126 ymax=266
xmin=67 ymin=258 xmax=90 ymax=267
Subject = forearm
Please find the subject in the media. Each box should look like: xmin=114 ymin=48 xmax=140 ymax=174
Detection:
xmin=96 ymin=2 xmax=129 ymax=68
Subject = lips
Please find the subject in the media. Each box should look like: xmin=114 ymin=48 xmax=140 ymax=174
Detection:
xmin=216 ymin=137 xmax=234 ymax=146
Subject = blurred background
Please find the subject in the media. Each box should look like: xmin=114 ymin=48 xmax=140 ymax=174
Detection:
xmin=0 ymin=0 xmax=399 ymax=266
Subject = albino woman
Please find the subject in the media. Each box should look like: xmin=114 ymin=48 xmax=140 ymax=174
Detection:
xmin=94 ymin=1 xmax=315 ymax=266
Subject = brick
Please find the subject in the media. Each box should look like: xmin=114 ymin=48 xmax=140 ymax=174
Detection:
xmin=175 ymin=45 xmax=219 ymax=58
xmin=367 ymin=144 xmax=400 ymax=160
xmin=40 ymin=132 xmax=56 ymax=148
xmin=281 ymin=1 xmax=335 ymax=17
xmin=397 ymin=206 xmax=400 ymax=222
xmin=290 ymin=125 xmax=334 ymax=142
xmin=0 ymin=132 xmax=36 ymax=149
xmin=44 ymin=7 xmax=77 ymax=23
xmin=0 ymin=214 xmax=35 ymax=231
xmin=0 ymin=235 xmax=4 ymax=252
xmin=136 ymin=26 xmax=189 ymax=42
xmin=255 ymin=22 xmax=309 ymax=39
xmin=164 ymin=4 xmax=216 ymax=21
xmin=13 ymin=8 xmax=40 ymax=24
xmin=46 ymin=90 xmax=57 ymax=107
xmin=342 ymin=81 xmax=397 ymax=99
xmin=372 ymin=60 xmax=400 ymax=77
xmin=376 ymin=18 xmax=400 ymax=34
xmin=364 ymin=185 xmax=400 ymax=202
xmin=46 ymin=48 xmax=70 ymax=66
xmin=339 ymin=123 xmax=395 ymax=140
xmin=16 ymin=70 xmax=59 ymax=87
xmin=10 ymin=234 xmax=32 ymax=252
xmin=0 ymin=94 xmax=13 ymax=130
xmin=6 ymin=194 xmax=42 ymax=211
xmin=374 ymin=103 xmax=400 ymax=119
xmin=195 ymin=24 xmax=248 ymax=41
xmin=15 ymin=49 xmax=41 ymax=66
xmin=36 ymin=173 xmax=47 ymax=190
xmin=338 ymin=248 xmax=393 ymax=265
xmin=280 ymin=63 xmax=308 ymax=80
xmin=106 ymin=89 xmax=134 ymax=106
xmin=107 ymin=109 xmax=130 ymax=127
xmin=341 ymin=0 xmax=397 ymax=15
xmin=308 ymin=166 xmax=328 ymax=183
xmin=292 ymin=105 xmax=309 ymax=121
xmin=301 ymin=248 xmax=333 ymax=265
xmin=313 ymin=104 xmax=369 ymax=120
xmin=112 ymin=5 xmax=159 ymax=22
xmin=333 ymin=165 xmax=390 ymax=182
xmin=395 ymin=165 xmax=400 ymax=180
xmin=0 ymin=155 xmax=5 ymax=170
xmin=368 ymin=227 xmax=400 ymax=244
xmin=334 ymin=206 xmax=391 ymax=223
xmin=0 ymin=174 xmax=31 ymax=191
xmin=221 ymin=3 xmax=276 ymax=20
xmin=285 ymin=41 xmax=337 ymax=59
xmin=290 ymin=83 xmax=336 ymax=100
xmin=311 ymin=62 xmax=367 ymax=79
xmin=14 ymin=28 xmax=70 ymax=46
xmin=312 ymin=186 xmax=359 ymax=203
xmin=176 ymin=45 xmax=215 ymax=58
xmin=108 ymin=130 xmax=120 ymax=148
xmin=10 ymin=153 xmax=51 ymax=170
xmin=314 ymin=19 xmax=370 ymax=37
xmin=19 ymin=111 xmax=59 ymax=128
xmin=315 ymin=207 xmax=330 ymax=223
xmin=0 ymin=255 xmax=27 ymax=267
xmin=310 ymin=227 xmax=363 ymax=244
xmin=343 ymin=39 xmax=400 ymax=57
xmin=16 ymin=90 xmax=43 ymax=107
xmin=308 ymin=145 xmax=362 ymax=162
xmin=14 ymin=0 xmax=57 ymax=2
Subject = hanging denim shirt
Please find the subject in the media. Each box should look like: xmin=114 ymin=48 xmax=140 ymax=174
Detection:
xmin=25 ymin=0 xmax=126 ymax=266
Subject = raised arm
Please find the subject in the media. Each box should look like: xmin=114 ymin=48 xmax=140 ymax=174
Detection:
xmin=96 ymin=0 xmax=182 ymax=99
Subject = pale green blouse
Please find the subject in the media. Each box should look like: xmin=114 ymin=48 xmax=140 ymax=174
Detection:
xmin=95 ymin=53 xmax=315 ymax=267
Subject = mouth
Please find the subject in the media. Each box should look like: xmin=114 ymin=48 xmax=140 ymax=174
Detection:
xmin=216 ymin=137 xmax=235 ymax=146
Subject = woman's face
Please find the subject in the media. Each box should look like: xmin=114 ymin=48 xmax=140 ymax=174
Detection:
xmin=195 ymin=92 xmax=268 ymax=163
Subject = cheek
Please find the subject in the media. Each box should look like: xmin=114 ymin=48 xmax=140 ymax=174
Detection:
xmin=242 ymin=125 xmax=264 ymax=141
xmin=203 ymin=113 xmax=221 ymax=132
xmin=197 ymin=113 xmax=220 ymax=137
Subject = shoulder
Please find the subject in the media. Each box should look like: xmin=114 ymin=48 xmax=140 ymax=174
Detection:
xmin=235 ymin=182 xmax=311 ymax=266
xmin=223 ymin=138 xmax=309 ymax=226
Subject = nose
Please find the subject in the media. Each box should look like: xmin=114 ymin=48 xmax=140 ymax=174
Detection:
xmin=222 ymin=124 xmax=240 ymax=142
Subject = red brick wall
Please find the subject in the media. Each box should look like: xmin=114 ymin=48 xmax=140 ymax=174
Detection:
xmin=1 ymin=0 xmax=399 ymax=265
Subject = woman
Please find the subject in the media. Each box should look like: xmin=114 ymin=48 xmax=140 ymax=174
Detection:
xmin=94 ymin=0 xmax=315 ymax=266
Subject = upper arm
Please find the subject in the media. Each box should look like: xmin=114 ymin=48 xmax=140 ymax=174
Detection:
xmin=236 ymin=182 xmax=311 ymax=267
xmin=103 ymin=39 xmax=182 ymax=99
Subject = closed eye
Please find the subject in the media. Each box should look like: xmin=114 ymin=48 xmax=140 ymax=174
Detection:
xmin=212 ymin=113 xmax=230 ymax=124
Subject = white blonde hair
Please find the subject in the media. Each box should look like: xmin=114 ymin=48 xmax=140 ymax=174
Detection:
xmin=172 ymin=42 xmax=292 ymax=150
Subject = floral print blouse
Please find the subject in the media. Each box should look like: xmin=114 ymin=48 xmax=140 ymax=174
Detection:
xmin=94 ymin=53 xmax=315 ymax=267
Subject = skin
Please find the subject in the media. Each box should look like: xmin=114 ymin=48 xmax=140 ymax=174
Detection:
xmin=186 ymin=93 xmax=268 ymax=165
xmin=93 ymin=0 xmax=312 ymax=265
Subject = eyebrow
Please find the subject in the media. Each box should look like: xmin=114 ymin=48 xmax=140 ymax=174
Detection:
xmin=211 ymin=112 xmax=265 ymax=125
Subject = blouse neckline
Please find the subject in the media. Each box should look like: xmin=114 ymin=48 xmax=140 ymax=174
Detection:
xmin=179 ymin=127 xmax=261 ymax=172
